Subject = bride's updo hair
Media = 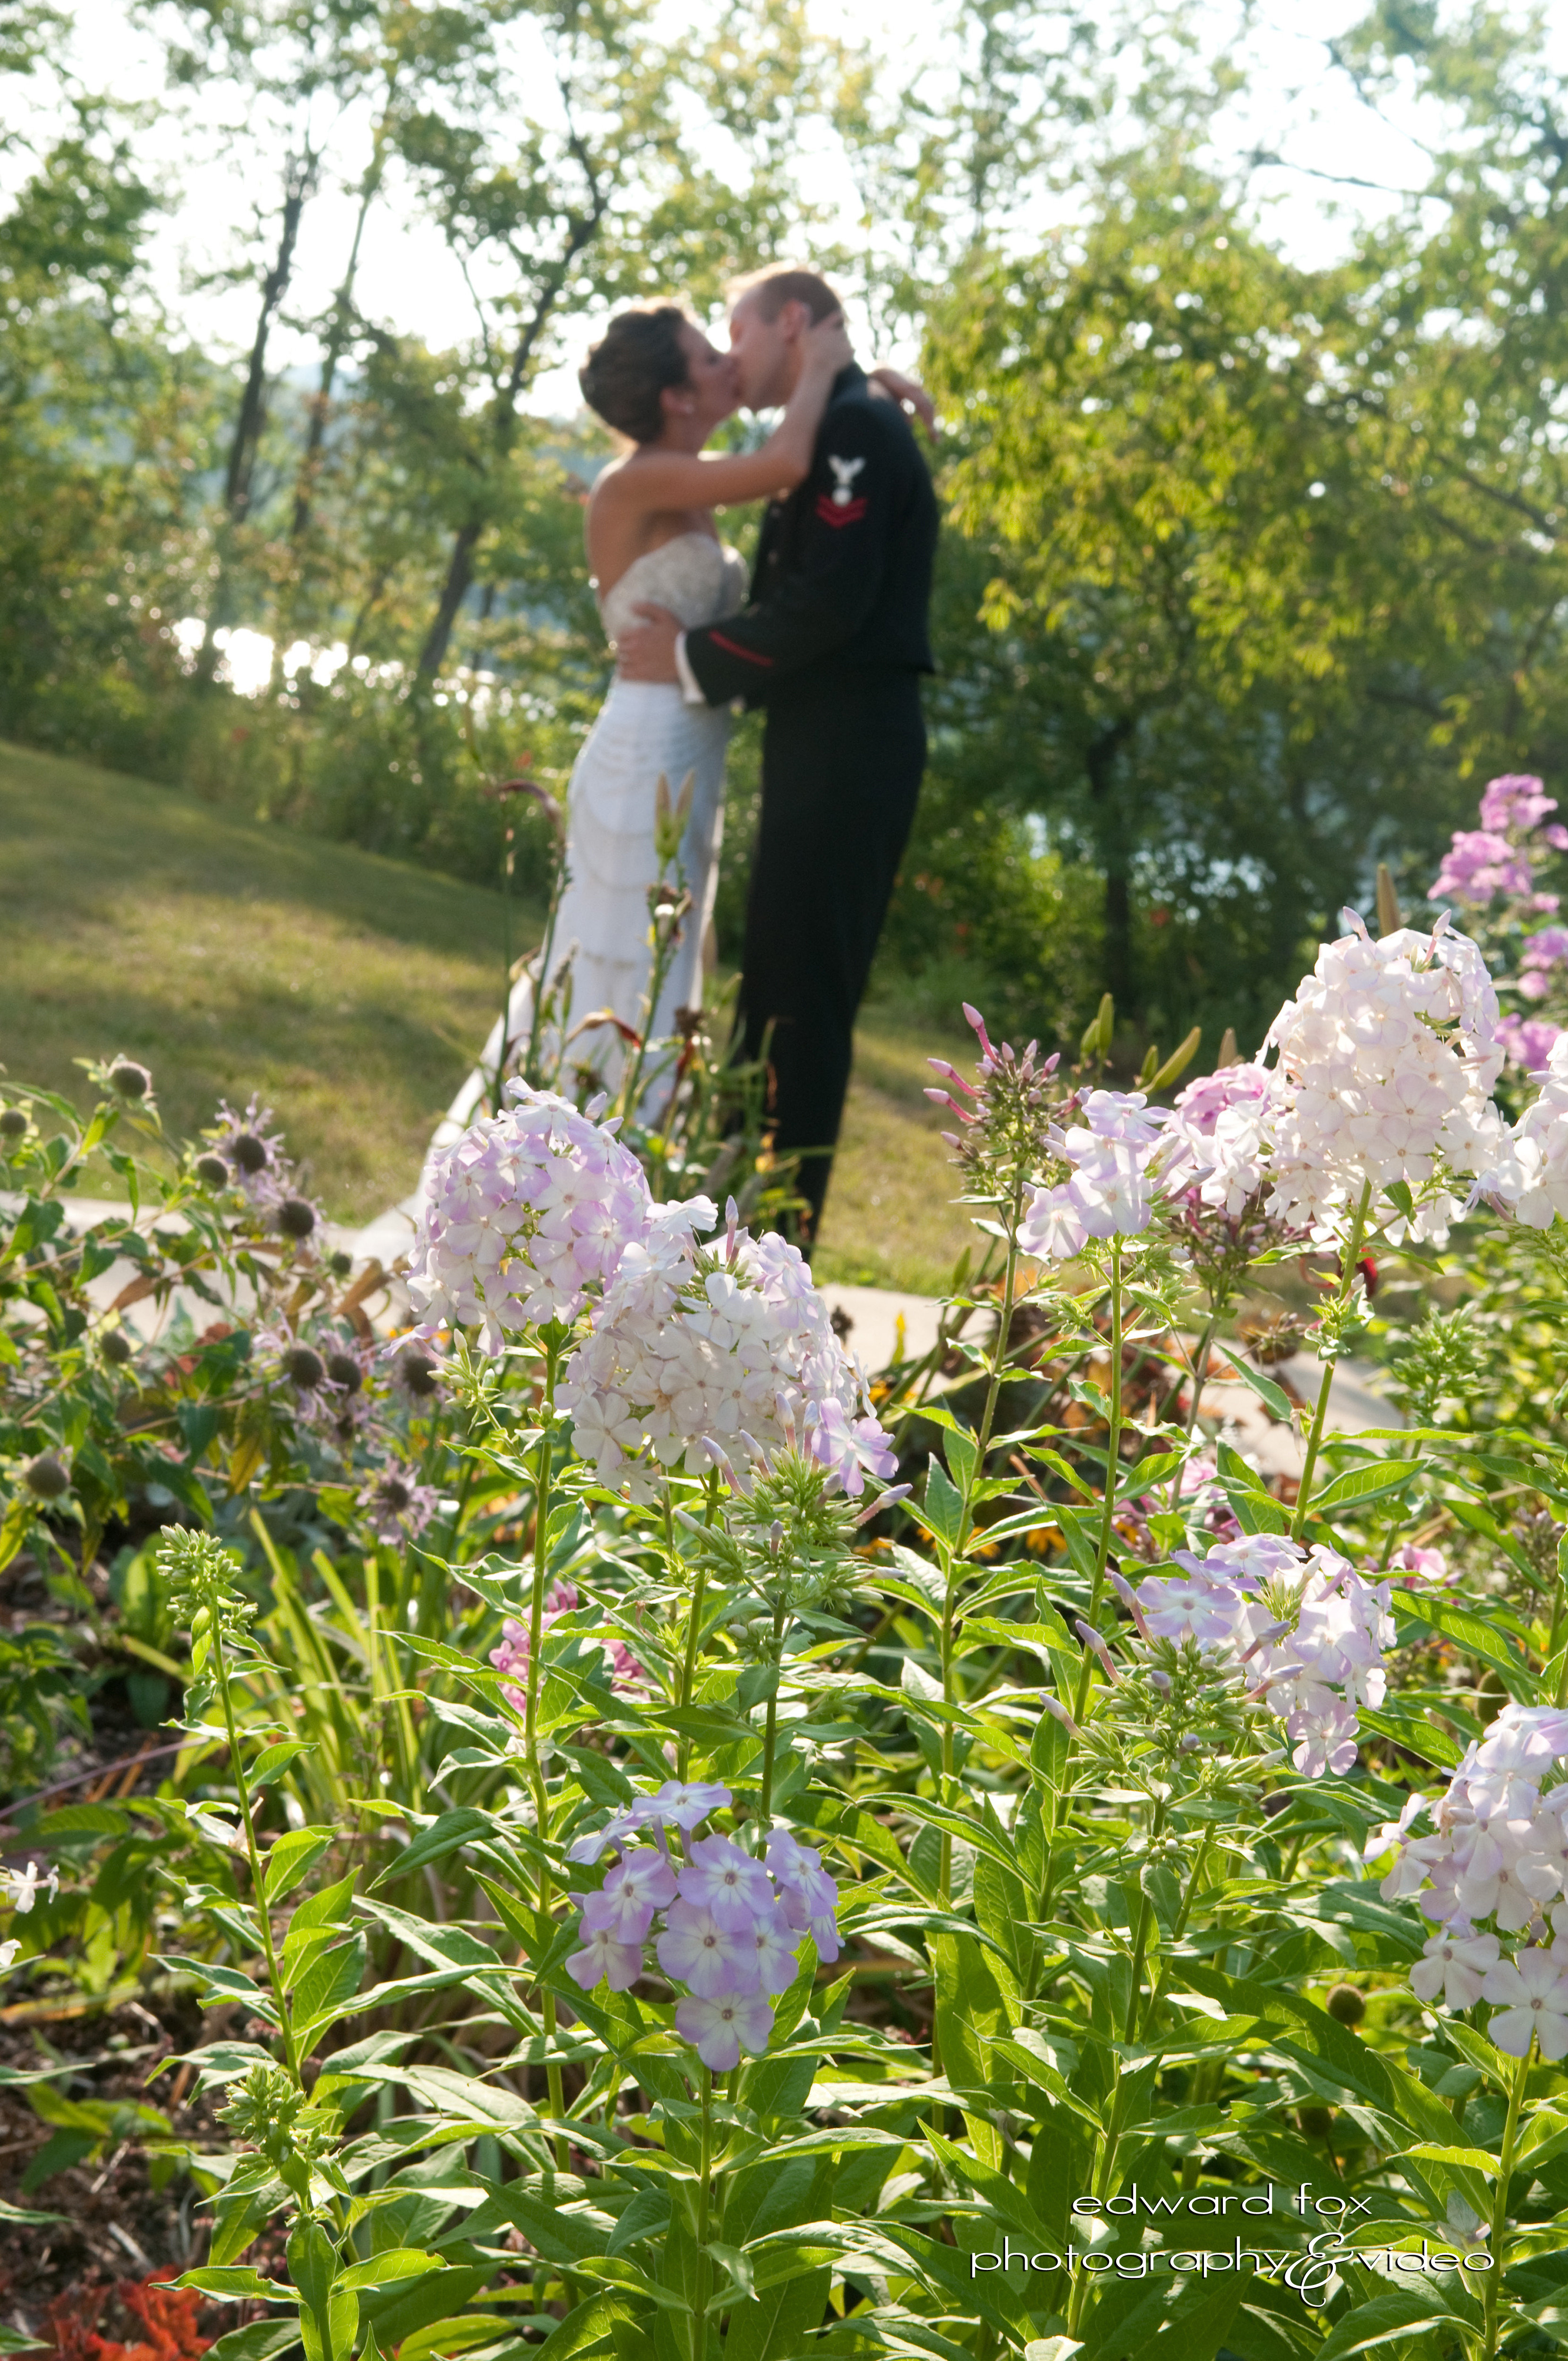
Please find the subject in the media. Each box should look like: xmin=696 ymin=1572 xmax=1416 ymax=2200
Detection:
xmin=579 ymin=305 xmax=693 ymax=445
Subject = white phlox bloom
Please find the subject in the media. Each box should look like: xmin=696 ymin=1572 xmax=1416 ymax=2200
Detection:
xmin=1508 ymin=1035 xmax=1568 ymax=1229
xmin=1375 ymin=1705 xmax=1568 ymax=2023
xmin=1481 ymin=1948 xmax=1568 ymax=2060
xmin=1019 ymin=1091 xmax=1168 ymax=1259
xmin=1 ymin=1860 xmax=57 ymax=1913
xmin=406 ymin=1084 xmax=709 ymax=1349
xmin=1409 ymin=1927 xmax=1500 ymax=2010
xmin=1260 ymin=916 xmax=1506 ymax=1244
xmin=1156 ymin=1062 xmax=1276 ymax=1215
xmin=1133 ymin=1537 xmax=1392 ymax=1778
xmin=559 ymin=1220 xmax=894 ymax=1503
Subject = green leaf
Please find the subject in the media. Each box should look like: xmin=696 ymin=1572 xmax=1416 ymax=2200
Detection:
xmin=371 ymin=1808 xmax=492 ymax=1888
xmin=1215 ymin=1347 xmax=1295 ymax=1423
xmin=922 ymin=1459 xmax=964 ymax=1549
xmin=176 ymin=2268 xmax=295 ymax=2302
xmin=1310 ymin=1457 xmax=1425 ymax=1515
xmin=263 ymin=1828 xmax=335 ymax=1904
xmin=335 ymin=2251 xmax=444 ymax=2294
xmin=1314 ymin=2289 xmax=1455 ymax=2359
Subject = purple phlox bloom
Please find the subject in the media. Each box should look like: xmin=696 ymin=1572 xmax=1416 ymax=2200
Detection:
xmin=675 ymin=1989 xmax=775 ymax=2071
xmin=1388 ymin=1542 xmax=1452 ymax=1588
xmin=656 ymin=1899 xmax=762 ymax=1997
xmin=594 ymin=1847 xmax=677 ymax=1928
xmin=574 ymin=1885 xmax=656 ymax=1946
xmin=678 ymin=1834 xmax=775 ymax=1929
xmin=746 ymin=1903 xmax=805 ymax=1996
xmin=631 ymin=1779 xmax=732 ymax=1832
xmin=1480 ymin=773 xmax=1556 ymax=833
xmin=807 ymin=1908 xmax=843 ymax=1965
xmin=566 ymin=1807 xmax=641 ymax=1866
xmin=488 ymin=1587 xmax=578 ymax=1714
xmin=1432 ymin=829 xmax=1536 ymax=904
xmin=1135 ymin=1567 xmax=1243 ymax=1647
xmin=566 ymin=1918 xmax=645 ymax=1993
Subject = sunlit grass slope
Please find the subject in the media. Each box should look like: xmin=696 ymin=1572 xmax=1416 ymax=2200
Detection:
xmin=0 ymin=740 xmax=972 ymax=1288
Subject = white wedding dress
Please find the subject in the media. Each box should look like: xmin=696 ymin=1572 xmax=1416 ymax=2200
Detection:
xmin=431 ymin=532 xmax=746 ymax=1151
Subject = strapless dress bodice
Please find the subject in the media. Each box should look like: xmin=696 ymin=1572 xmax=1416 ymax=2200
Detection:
xmin=598 ymin=531 xmax=747 ymax=649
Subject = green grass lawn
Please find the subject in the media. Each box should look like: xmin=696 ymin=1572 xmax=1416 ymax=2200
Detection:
xmin=0 ymin=739 xmax=972 ymax=1289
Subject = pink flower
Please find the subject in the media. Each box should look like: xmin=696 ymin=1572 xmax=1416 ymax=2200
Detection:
xmin=566 ymin=1920 xmax=644 ymax=1992
xmin=1523 ymin=926 xmax=1568 ymax=967
xmin=1388 ymin=1543 xmax=1451 ymax=1588
xmin=357 ymin=1464 xmax=438 ymax=1545
xmin=1480 ymin=774 xmax=1555 ymax=833
xmin=1498 ymin=1014 xmax=1564 ymax=1072
xmin=1432 ymin=830 xmax=1534 ymax=904
xmin=675 ymin=1989 xmax=775 ymax=2071
xmin=1136 ymin=1568 xmax=1243 ymax=1647
xmin=656 ymin=1900 xmax=762 ymax=1997
xmin=1017 ymin=1183 xmax=1087 ymax=1262
xmin=678 ymin=1835 xmax=775 ymax=1930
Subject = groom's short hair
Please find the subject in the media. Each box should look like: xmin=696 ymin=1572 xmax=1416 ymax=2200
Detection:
xmin=729 ymin=266 xmax=843 ymax=323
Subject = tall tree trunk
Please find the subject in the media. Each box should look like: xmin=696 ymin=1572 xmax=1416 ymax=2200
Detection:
xmin=196 ymin=149 xmax=316 ymax=688
xmin=1086 ymin=714 xmax=1135 ymax=1011
xmin=291 ymin=120 xmax=390 ymax=546
xmin=414 ymin=197 xmax=603 ymax=687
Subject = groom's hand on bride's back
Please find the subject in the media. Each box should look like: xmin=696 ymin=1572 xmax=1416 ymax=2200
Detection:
xmin=616 ymin=603 xmax=682 ymax=682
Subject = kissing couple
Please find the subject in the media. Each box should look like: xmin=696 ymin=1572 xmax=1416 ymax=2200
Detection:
xmin=451 ymin=264 xmax=939 ymax=1245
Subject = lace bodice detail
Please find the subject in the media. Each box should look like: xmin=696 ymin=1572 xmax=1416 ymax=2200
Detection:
xmin=598 ymin=531 xmax=747 ymax=648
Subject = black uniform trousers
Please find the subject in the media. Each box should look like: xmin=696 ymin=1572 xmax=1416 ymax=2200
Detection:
xmin=737 ymin=667 xmax=926 ymax=1241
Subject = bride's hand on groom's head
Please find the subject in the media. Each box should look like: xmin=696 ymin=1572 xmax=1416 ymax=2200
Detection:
xmin=868 ymin=365 xmax=937 ymax=433
xmin=617 ymin=602 xmax=682 ymax=684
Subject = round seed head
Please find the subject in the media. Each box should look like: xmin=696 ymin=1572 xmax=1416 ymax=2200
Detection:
xmin=23 ymin=1453 xmax=70 ymax=1500
xmin=101 ymin=1330 xmax=134 ymax=1367
xmin=195 ymin=1153 xmax=230 ymax=1189
xmin=1326 ymin=1984 xmax=1365 ymax=2026
xmin=1297 ymin=2104 xmax=1335 ymax=2139
xmin=326 ymin=1249 xmax=353 ymax=1279
xmin=276 ymin=1197 xmax=316 ymax=1240
xmin=325 ymin=1351 xmax=362 ymax=1395
xmin=0 ymin=1106 xmax=27 ymax=1141
xmin=282 ymin=1346 xmax=325 ymax=1391
xmin=227 ymin=1132 xmax=269 ymax=1175
xmin=108 ymin=1060 xmax=152 ymax=1102
xmin=398 ymin=1351 xmax=438 ymax=1401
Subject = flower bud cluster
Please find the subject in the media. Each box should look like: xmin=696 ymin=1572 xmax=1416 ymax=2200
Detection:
xmin=564 ymin=1783 xmax=838 ymax=2069
xmin=925 ymin=1004 xmax=1063 ymax=1209
xmin=1134 ymin=1535 xmax=1393 ymax=1777
xmin=1374 ymin=1704 xmax=1568 ymax=2056
xmin=558 ymin=1215 xmax=894 ymax=1503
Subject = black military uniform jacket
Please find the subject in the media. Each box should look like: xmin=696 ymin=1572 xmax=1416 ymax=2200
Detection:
xmin=683 ymin=363 xmax=939 ymax=709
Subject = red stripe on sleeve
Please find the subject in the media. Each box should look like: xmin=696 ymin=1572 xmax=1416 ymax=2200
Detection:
xmin=707 ymin=631 xmax=774 ymax=668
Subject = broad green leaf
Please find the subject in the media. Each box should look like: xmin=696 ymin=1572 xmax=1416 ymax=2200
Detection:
xmin=263 ymin=1827 xmax=335 ymax=1904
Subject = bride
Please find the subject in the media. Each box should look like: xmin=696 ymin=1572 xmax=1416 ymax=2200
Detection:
xmin=434 ymin=299 xmax=921 ymax=1142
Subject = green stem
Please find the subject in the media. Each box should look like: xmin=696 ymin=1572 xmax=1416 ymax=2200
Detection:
xmin=757 ymin=1594 xmax=787 ymax=1834
xmin=523 ymin=1341 xmax=568 ymax=2170
xmin=1290 ymin=1184 xmax=1372 ymax=1541
xmin=692 ymin=2066 xmax=713 ymax=2361
xmin=675 ymin=1472 xmax=722 ymax=1781
xmin=1166 ymin=1307 xmax=1220 ymax=1511
xmin=1072 ymin=1240 xmax=1125 ymax=1727
xmin=939 ymin=1180 xmax=1026 ymax=1903
xmin=1483 ymin=2040 xmax=1531 ymax=2361
xmin=212 ymin=1615 xmax=301 ymax=2087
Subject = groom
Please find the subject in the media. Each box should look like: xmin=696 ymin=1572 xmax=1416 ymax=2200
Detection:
xmin=617 ymin=265 xmax=939 ymax=1245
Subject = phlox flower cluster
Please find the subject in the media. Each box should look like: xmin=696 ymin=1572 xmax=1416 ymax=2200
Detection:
xmin=1260 ymin=915 xmax=1510 ymax=1244
xmin=563 ymin=1784 xmax=839 ymax=2070
xmin=925 ymin=1004 xmax=1062 ymax=1203
xmin=406 ymin=1082 xmax=712 ymax=1350
xmin=1507 ymin=1035 xmax=1568 ymax=1230
xmin=1374 ymin=1704 xmax=1568 ymax=2056
xmin=489 ymin=1579 xmax=645 ymax=1703
xmin=1158 ymin=1062 xmax=1275 ymax=1220
xmin=558 ymin=1214 xmax=894 ymax=1503
xmin=1134 ymin=1535 xmax=1394 ymax=1777
xmin=1017 ymin=1090 xmax=1168 ymax=1260
xmin=1431 ymin=774 xmax=1568 ymax=1071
